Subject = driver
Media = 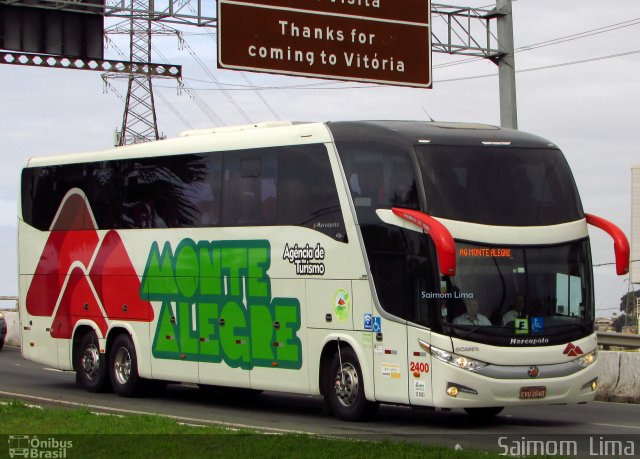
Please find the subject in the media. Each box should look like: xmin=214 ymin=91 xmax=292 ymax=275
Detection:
xmin=502 ymin=294 xmax=526 ymax=324
xmin=453 ymin=298 xmax=491 ymax=326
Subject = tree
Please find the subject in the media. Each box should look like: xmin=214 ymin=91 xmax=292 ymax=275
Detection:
xmin=619 ymin=290 xmax=639 ymax=314
xmin=612 ymin=313 xmax=626 ymax=333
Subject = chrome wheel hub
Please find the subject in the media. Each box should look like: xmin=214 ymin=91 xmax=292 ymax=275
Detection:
xmin=113 ymin=347 xmax=132 ymax=385
xmin=81 ymin=345 xmax=100 ymax=381
xmin=334 ymin=363 xmax=359 ymax=407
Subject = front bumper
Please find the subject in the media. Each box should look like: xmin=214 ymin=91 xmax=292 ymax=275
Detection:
xmin=426 ymin=357 xmax=599 ymax=408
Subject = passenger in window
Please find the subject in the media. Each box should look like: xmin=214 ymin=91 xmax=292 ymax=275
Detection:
xmin=502 ymin=294 xmax=526 ymax=325
xmin=453 ymin=299 xmax=491 ymax=326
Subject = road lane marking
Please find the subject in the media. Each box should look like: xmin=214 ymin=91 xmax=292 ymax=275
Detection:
xmin=0 ymin=390 xmax=308 ymax=435
xmin=91 ymin=411 xmax=124 ymax=418
xmin=43 ymin=368 xmax=64 ymax=372
xmin=25 ymin=404 xmax=43 ymax=410
xmin=591 ymin=423 xmax=640 ymax=430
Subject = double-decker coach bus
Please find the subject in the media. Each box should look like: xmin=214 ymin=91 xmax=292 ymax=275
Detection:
xmin=18 ymin=121 xmax=629 ymax=420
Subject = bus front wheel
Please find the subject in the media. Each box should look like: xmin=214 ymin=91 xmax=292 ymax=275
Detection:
xmin=324 ymin=347 xmax=378 ymax=422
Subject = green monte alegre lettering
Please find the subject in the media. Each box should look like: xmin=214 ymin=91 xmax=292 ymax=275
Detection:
xmin=141 ymin=239 xmax=302 ymax=370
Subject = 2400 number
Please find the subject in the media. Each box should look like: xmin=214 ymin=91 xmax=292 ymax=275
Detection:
xmin=410 ymin=361 xmax=430 ymax=373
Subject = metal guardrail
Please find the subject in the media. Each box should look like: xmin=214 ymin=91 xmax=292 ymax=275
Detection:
xmin=597 ymin=332 xmax=640 ymax=349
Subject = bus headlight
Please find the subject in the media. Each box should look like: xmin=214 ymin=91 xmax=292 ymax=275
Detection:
xmin=419 ymin=339 xmax=488 ymax=372
xmin=576 ymin=349 xmax=597 ymax=368
xmin=452 ymin=355 xmax=487 ymax=371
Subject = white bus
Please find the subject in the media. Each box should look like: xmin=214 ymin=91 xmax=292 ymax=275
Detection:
xmin=18 ymin=121 xmax=629 ymax=420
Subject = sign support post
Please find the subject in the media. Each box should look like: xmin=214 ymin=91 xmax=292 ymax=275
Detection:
xmin=497 ymin=0 xmax=518 ymax=129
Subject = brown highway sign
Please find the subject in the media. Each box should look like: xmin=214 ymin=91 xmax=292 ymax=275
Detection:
xmin=217 ymin=1 xmax=432 ymax=88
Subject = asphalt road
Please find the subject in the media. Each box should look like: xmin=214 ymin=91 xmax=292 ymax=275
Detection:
xmin=1 ymin=345 xmax=639 ymax=455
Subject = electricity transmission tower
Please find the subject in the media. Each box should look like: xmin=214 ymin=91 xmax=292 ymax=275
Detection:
xmin=120 ymin=0 xmax=158 ymax=145
xmin=104 ymin=0 xmax=184 ymax=145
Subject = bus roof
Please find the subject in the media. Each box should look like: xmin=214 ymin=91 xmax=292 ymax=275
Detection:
xmin=23 ymin=120 xmax=558 ymax=168
xmin=327 ymin=120 xmax=558 ymax=149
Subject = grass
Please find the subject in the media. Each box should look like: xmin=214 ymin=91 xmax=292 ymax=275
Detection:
xmin=0 ymin=398 xmax=511 ymax=458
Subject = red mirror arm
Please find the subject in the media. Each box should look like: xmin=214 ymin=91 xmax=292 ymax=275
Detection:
xmin=585 ymin=213 xmax=630 ymax=275
xmin=392 ymin=207 xmax=456 ymax=276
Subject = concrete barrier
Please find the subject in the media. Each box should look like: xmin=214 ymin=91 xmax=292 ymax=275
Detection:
xmin=1 ymin=310 xmax=20 ymax=347
xmin=596 ymin=351 xmax=640 ymax=403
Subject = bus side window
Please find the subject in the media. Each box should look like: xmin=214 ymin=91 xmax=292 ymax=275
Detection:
xmin=22 ymin=166 xmax=56 ymax=231
xmin=337 ymin=142 xmax=419 ymax=225
xmin=222 ymin=149 xmax=279 ymax=227
xmin=278 ymin=144 xmax=346 ymax=241
xmin=86 ymin=161 xmax=122 ymax=229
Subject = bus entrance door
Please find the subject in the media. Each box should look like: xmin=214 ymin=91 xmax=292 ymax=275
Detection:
xmin=372 ymin=317 xmax=409 ymax=405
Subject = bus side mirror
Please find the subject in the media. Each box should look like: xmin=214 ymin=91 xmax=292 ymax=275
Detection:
xmin=585 ymin=213 xmax=630 ymax=275
xmin=392 ymin=207 xmax=456 ymax=276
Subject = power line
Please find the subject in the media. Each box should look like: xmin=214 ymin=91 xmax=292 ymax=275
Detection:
xmin=435 ymin=48 xmax=640 ymax=84
xmin=594 ymin=259 xmax=640 ymax=268
xmin=155 ymin=47 xmax=640 ymax=91
xmin=516 ymin=17 xmax=640 ymax=53
xmin=418 ymin=16 xmax=640 ymax=71
xmin=181 ymin=7 xmax=283 ymax=121
xmin=179 ymin=35 xmax=252 ymax=123
xmin=155 ymin=90 xmax=193 ymax=129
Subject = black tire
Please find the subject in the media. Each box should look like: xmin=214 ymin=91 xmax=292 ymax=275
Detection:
xmin=109 ymin=333 xmax=144 ymax=397
xmin=464 ymin=407 xmax=504 ymax=418
xmin=0 ymin=339 xmax=4 ymax=351
xmin=75 ymin=332 xmax=110 ymax=392
xmin=324 ymin=347 xmax=378 ymax=422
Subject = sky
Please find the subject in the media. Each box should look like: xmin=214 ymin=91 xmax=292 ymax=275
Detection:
xmin=0 ymin=0 xmax=638 ymax=317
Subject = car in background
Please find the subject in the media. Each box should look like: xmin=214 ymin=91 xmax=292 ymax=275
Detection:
xmin=0 ymin=311 xmax=6 ymax=350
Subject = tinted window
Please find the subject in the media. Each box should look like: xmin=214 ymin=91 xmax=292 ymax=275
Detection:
xmin=337 ymin=142 xmax=419 ymax=224
xmin=363 ymin=225 xmax=438 ymax=326
xmin=122 ymin=154 xmax=221 ymax=229
xmin=416 ymin=146 xmax=583 ymax=226
xmin=278 ymin=144 xmax=345 ymax=239
xmin=440 ymin=240 xmax=593 ymax=346
xmin=21 ymin=144 xmax=345 ymax=241
xmin=21 ymin=166 xmax=55 ymax=230
xmin=223 ymin=149 xmax=278 ymax=226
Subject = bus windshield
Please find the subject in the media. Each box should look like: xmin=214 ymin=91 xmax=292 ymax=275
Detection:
xmin=436 ymin=239 xmax=594 ymax=345
xmin=416 ymin=146 xmax=584 ymax=226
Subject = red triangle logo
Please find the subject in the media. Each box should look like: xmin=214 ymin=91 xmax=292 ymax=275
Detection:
xmin=27 ymin=190 xmax=99 ymax=317
xmin=50 ymin=267 xmax=108 ymax=339
xmin=27 ymin=190 xmax=153 ymax=343
xmin=89 ymin=230 xmax=154 ymax=322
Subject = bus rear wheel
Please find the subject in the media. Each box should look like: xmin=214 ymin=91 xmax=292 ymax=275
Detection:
xmin=109 ymin=333 xmax=143 ymax=397
xmin=324 ymin=347 xmax=378 ymax=422
xmin=76 ymin=331 xmax=109 ymax=392
xmin=464 ymin=407 xmax=504 ymax=418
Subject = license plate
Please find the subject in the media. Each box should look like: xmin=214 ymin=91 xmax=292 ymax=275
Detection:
xmin=519 ymin=386 xmax=546 ymax=399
